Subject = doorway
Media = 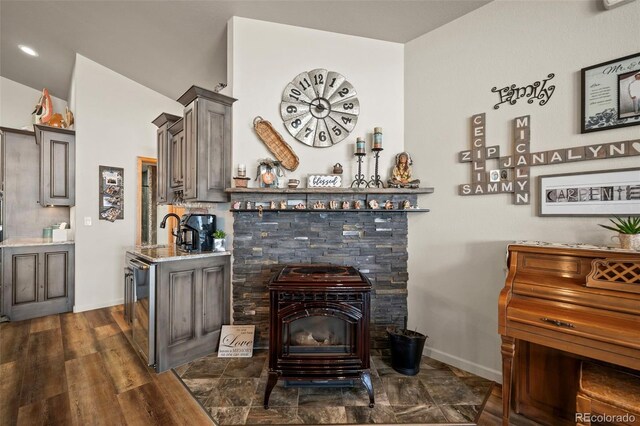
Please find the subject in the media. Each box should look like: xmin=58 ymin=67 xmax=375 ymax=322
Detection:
xmin=136 ymin=156 xmax=185 ymax=246
xmin=137 ymin=157 xmax=158 ymax=246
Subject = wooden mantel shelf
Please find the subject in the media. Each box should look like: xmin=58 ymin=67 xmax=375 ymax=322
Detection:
xmin=225 ymin=187 xmax=434 ymax=195
xmin=231 ymin=208 xmax=430 ymax=213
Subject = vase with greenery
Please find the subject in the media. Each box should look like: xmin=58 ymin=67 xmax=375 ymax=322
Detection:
xmin=213 ymin=229 xmax=226 ymax=252
xmin=599 ymin=216 xmax=640 ymax=250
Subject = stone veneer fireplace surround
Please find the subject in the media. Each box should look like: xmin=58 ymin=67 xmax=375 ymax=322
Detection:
xmin=228 ymin=188 xmax=433 ymax=350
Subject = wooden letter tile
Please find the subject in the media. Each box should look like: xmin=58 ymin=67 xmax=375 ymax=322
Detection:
xmin=546 ymin=149 xmax=566 ymax=164
xmin=585 ymin=144 xmax=606 ymax=159
xmin=500 ymin=156 xmax=514 ymax=169
xmin=604 ymin=141 xmax=628 ymax=158
xmin=515 ymin=154 xmax=530 ymax=167
xmin=486 ymin=145 xmax=500 ymax=159
xmin=566 ymin=146 xmax=586 ymax=162
xmin=513 ymin=190 xmax=530 ymax=205
xmin=530 ymin=151 xmax=547 ymax=166
xmin=459 ymin=150 xmax=472 ymax=162
xmin=473 ymin=169 xmax=486 ymax=183
xmin=459 ymin=184 xmax=472 ymax=196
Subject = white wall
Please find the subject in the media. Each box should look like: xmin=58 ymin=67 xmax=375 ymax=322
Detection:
xmin=228 ymin=17 xmax=405 ymax=184
xmin=72 ymin=54 xmax=182 ymax=312
xmin=405 ymin=0 xmax=640 ymax=381
xmin=0 ymin=76 xmax=68 ymax=129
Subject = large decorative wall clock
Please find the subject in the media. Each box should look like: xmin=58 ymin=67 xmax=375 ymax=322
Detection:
xmin=280 ymin=69 xmax=360 ymax=148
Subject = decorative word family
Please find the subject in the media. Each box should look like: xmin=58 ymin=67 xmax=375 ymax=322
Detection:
xmin=491 ymin=74 xmax=555 ymax=110
xmin=458 ymin=113 xmax=640 ymax=205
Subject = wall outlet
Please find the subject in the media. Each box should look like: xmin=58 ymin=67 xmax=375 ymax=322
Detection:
xmin=84 ymin=217 xmax=92 ymax=226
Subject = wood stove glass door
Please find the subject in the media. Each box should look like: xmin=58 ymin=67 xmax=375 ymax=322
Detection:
xmin=283 ymin=311 xmax=356 ymax=357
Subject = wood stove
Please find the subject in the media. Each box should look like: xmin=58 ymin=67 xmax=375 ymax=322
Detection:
xmin=264 ymin=264 xmax=374 ymax=408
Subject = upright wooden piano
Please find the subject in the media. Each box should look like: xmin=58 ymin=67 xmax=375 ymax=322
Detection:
xmin=499 ymin=242 xmax=640 ymax=425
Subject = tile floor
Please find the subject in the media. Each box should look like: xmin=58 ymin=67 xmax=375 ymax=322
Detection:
xmin=174 ymin=350 xmax=494 ymax=425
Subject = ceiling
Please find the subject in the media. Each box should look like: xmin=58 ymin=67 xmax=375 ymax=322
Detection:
xmin=1 ymin=0 xmax=490 ymax=101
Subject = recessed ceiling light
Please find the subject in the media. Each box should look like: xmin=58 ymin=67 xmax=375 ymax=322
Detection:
xmin=18 ymin=45 xmax=38 ymax=57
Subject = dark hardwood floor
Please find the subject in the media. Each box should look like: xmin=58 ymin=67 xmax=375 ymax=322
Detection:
xmin=0 ymin=305 xmax=210 ymax=426
xmin=0 ymin=306 xmax=542 ymax=425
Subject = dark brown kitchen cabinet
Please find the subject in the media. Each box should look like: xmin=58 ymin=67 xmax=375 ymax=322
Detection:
xmin=34 ymin=125 xmax=75 ymax=206
xmin=153 ymin=86 xmax=236 ymax=204
xmin=155 ymin=254 xmax=230 ymax=372
xmin=178 ymin=87 xmax=236 ymax=202
xmin=182 ymin=102 xmax=196 ymax=199
xmin=1 ymin=244 xmax=75 ymax=321
xmin=151 ymin=113 xmax=180 ymax=205
xmin=1 ymin=128 xmax=71 ymax=240
xmin=168 ymin=121 xmax=184 ymax=191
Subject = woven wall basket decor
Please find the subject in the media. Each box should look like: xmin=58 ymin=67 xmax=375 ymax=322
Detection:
xmin=253 ymin=116 xmax=300 ymax=171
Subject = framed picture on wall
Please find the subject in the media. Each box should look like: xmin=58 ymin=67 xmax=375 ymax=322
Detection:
xmin=538 ymin=168 xmax=640 ymax=217
xmin=581 ymin=52 xmax=640 ymax=133
xmin=99 ymin=165 xmax=124 ymax=221
xmin=619 ymin=70 xmax=640 ymax=120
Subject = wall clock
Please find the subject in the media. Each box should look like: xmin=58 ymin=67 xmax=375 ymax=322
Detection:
xmin=280 ymin=69 xmax=360 ymax=148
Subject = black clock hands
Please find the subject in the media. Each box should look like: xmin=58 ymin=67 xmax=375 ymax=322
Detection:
xmin=299 ymin=99 xmax=326 ymax=111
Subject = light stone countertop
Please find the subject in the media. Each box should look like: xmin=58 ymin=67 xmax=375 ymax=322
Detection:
xmin=127 ymin=245 xmax=231 ymax=263
xmin=0 ymin=238 xmax=75 ymax=248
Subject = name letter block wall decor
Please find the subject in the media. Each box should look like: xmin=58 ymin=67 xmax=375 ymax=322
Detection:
xmin=513 ymin=116 xmax=530 ymax=205
xmin=458 ymin=113 xmax=640 ymax=206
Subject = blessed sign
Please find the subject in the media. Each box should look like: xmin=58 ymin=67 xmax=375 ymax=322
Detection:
xmin=458 ymin=113 xmax=640 ymax=205
xmin=218 ymin=325 xmax=255 ymax=358
xmin=307 ymin=174 xmax=342 ymax=188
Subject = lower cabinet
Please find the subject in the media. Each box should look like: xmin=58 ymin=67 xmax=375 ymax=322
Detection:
xmin=155 ymin=255 xmax=230 ymax=372
xmin=1 ymin=245 xmax=75 ymax=321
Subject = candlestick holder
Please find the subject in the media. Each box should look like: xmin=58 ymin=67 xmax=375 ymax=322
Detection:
xmin=351 ymin=152 xmax=369 ymax=188
xmin=368 ymin=147 xmax=384 ymax=188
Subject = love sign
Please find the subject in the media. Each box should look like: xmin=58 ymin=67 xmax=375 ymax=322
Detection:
xmin=218 ymin=325 xmax=255 ymax=358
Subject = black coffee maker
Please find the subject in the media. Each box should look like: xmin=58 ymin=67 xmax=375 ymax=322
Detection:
xmin=179 ymin=214 xmax=216 ymax=252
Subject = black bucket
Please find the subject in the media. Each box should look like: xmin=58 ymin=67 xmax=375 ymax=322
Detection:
xmin=387 ymin=328 xmax=428 ymax=376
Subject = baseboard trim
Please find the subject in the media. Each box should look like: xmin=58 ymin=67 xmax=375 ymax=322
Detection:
xmin=423 ymin=346 xmax=502 ymax=383
xmin=73 ymin=298 xmax=123 ymax=313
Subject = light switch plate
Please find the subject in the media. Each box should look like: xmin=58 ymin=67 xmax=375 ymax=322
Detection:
xmin=84 ymin=217 xmax=92 ymax=226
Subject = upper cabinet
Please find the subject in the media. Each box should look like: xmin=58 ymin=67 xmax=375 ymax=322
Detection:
xmin=168 ymin=119 xmax=185 ymax=193
xmin=34 ymin=125 xmax=75 ymax=206
xmin=154 ymin=86 xmax=236 ymax=204
xmin=152 ymin=113 xmax=181 ymax=204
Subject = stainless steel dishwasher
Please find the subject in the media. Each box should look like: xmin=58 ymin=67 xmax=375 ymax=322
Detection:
xmin=128 ymin=256 xmax=156 ymax=367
